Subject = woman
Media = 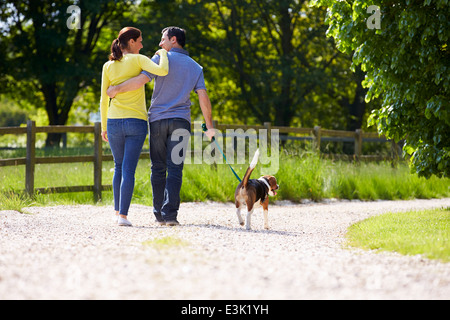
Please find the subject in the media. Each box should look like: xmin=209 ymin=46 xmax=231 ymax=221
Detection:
xmin=100 ymin=27 xmax=169 ymax=226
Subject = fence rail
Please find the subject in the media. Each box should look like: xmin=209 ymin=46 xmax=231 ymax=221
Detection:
xmin=0 ymin=120 xmax=398 ymax=201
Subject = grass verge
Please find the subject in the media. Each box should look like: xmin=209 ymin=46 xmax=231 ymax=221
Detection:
xmin=346 ymin=207 xmax=450 ymax=262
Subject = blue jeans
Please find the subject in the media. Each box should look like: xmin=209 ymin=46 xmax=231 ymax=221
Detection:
xmin=149 ymin=118 xmax=191 ymax=222
xmin=107 ymin=118 xmax=148 ymax=216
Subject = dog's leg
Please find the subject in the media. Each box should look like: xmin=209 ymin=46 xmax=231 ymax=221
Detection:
xmin=263 ymin=209 xmax=269 ymax=229
xmin=262 ymin=198 xmax=269 ymax=230
xmin=246 ymin=208 xmax=254 ymax=230
xmin=236 ymin=207 xmax=244 ymax=226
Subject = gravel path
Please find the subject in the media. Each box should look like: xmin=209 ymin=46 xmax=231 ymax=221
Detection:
xmin=0 ymin=198 xmax=449 ymax=300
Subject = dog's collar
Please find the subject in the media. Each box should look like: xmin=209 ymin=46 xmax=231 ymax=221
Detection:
xmin=258 ymin=177 xmax=270 ymax=191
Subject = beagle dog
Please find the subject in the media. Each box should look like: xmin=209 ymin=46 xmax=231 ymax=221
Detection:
xmin=234 ymin=149 xmax=279 ymax=230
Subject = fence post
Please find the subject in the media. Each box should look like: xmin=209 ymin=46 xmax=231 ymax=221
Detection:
xmin=354 ymin=129 xmax=362 ymax=160
xmin=313 ymin=126 xmax=321 ymax=152
xmin=25 ymin=120 xmax=36 ymax=197
xmin=93 ymin=122 xmax=102 ymax=202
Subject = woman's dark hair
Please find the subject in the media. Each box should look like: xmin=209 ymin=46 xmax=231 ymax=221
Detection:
xmin=162 ymin=26 xmax=186 ymax=48
xmin=109 ymin=27 xmax=142 ymax=61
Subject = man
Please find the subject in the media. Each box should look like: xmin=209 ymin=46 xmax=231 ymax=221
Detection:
xmin=107 ymin=26 xmax=215 ymax=226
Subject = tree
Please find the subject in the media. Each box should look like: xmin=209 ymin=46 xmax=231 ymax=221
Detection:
xmin=137 ymin=0 xmax=374 ymax=130
xmin=205 ymin=0 xmax=356 ymax=127
xmin=0 ymin=0 xmax=134 ymax=147
xmin=313 ymin=0 xmax=449 ymax=178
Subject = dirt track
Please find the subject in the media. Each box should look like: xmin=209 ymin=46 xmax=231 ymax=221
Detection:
xmin=0 ymin=198 xmax=449 ymax=300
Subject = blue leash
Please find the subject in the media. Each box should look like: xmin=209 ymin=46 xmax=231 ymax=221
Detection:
xmin=202 ymin=123 xmax=241 ymax=182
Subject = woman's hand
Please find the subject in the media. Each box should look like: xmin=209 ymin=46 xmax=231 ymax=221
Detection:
xmin=101 ymin=131 xmax=108 ymax=142
xmin=155 ymin=49 xmax=167 ymax=56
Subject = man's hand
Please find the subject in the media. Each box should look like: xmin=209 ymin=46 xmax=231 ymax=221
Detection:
xmin=204 ymin=128 xmax=215 ymax=141
xmin=197 ymin=89 xmax=214 ymax=141
xmin=107 ymin=85 xmax=119 ymax=99
xmin=107 ymin=74 xmax=150 ymax=98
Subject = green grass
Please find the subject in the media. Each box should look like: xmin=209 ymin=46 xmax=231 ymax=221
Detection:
xmin=275 ymin=154 xmax=450 ymax=201
xmin=0 ymin=191 xmax=36 ymax=213
xmin=346 ymin=207 xmax=450 ymax=262
xmin=0 ymin=153 xmax=449 ymax=211
xmin=142 ymin=236 xmax=189 ymax=250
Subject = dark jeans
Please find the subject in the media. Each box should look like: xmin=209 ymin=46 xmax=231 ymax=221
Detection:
xmin=149 ymin=118 xmax=191 ymax=222
xmin=107 ymin=118 xmax=148 ymax=216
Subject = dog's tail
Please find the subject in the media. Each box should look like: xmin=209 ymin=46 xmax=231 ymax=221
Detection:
xmin=242 ymin=149 xmax=259 ymax=187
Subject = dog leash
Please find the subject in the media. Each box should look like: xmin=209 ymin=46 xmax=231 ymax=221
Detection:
xmin=202 ymin=123 xmax=241 ymax=182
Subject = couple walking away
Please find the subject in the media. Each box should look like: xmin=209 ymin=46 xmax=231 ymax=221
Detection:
xmin=100 ymin=26 xmax=215 ymax=227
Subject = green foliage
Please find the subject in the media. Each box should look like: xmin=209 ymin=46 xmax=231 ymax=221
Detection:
xmin=0 ymin=96 xmax=27 ymax=127
xmin=0 ymin=0 xmax=135 ymax=146
xmin=346 ymin=207 xmax=450 ymax=262
xmin=313 ymin=0 xmax=450 ymax=178
xmin=147 ymin=0 xmax=377 ymax=129
xmin=0 ymin=0 xmax=382 ymax=135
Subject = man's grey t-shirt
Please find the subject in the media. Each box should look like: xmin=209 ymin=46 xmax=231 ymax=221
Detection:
xmin=142 ymin=48 xmax=206 ymax=123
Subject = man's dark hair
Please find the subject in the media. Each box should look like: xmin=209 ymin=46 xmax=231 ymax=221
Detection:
xmin=163 ymin=26 xmax=186 ymax=47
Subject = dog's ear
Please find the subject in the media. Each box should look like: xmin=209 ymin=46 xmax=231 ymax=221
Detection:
xmin=264 ymin=175 xmax=278 ymax=189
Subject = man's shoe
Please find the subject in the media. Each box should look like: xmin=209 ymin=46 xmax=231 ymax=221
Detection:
xmin=155 ymin=219 xmax=166 ymax=226
xmin=165 ymin=220 xmax=179 ymax=226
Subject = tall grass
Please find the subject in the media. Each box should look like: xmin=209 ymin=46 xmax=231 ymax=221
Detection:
xmin=276 ymin=154 xmax=450 ymax=201
xmin=0 ymin=191 xmax=36 ymax=213
xmin=1 ymin=153 xmax=449 ymax=211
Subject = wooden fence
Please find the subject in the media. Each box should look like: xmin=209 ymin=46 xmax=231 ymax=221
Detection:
xmin=1 ymin=121 xmax=104 ymax=201
xmin=213 ymin=121 xmax=399 ymax=162
xmin=0 ymin=120 xmax=398 ymax=201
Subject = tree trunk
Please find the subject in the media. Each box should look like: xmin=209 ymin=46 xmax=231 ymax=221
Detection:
xmin=347 ymin=65 xmax=367 ymax=131
xmin=41 ymin=82 xmax=71 ymax=148
xmin=343 ymin=65 xmax=368 ymax=154
xmin=275 ymin=4 xmax=294 ymax=127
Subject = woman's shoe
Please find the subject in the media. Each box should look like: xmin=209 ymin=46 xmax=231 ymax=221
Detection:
xmin=118 ymin=217 xmax=132 ymax=226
